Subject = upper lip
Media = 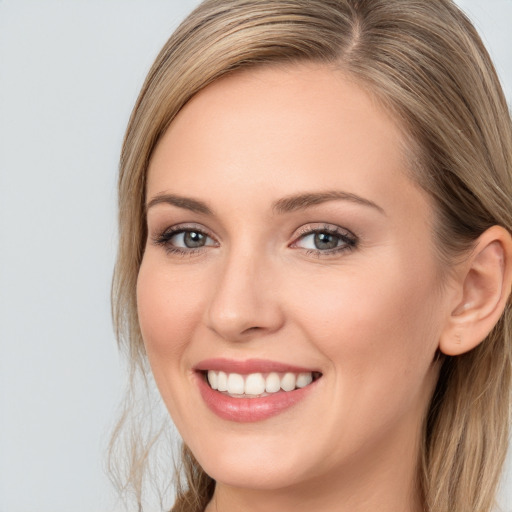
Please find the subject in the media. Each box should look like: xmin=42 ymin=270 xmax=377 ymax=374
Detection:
xmin=194 ymin=358 xmax=318 ymax=374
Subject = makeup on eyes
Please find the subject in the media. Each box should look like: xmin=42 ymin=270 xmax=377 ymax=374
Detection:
xmin=290 ymin=223 xmax=357 ymax=255
xmin=151 ymin=221 xmax=358 ymax=258
xmin=145 ymin=190 xmax=385 ymax=261
xmin=152 ymin=223 xmax=219 ymax=256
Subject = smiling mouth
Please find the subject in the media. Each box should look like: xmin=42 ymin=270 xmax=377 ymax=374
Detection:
xmin=203 ymin=370 xmax=322 ymax=398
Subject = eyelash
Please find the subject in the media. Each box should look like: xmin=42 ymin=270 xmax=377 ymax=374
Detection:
xmin=152 ymin=224 xmax=218 ymax=256
xmin=291 ymin=224 xmax=357 ymax=257
xmin=152 ymin=223 xmax=358 ymax=258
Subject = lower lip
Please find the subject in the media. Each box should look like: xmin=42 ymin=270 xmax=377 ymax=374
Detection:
xmin=195 ymin=373 xmax=318 ymax=422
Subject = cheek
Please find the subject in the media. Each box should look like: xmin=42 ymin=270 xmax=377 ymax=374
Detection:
xmin=290 ymin=256 xmax=442 ymax=397
xmin=136 ymin=256 xmax=203 ymax=364
xmin=136 ymin=256 xmax=211 ymax=431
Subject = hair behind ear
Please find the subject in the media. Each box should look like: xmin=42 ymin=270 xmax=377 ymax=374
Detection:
xmin=424 ymin=305 xmax=512 ymax=511
xmin=425 ymin=226 xmax=512 ymax=510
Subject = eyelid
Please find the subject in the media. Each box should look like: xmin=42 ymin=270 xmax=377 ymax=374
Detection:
xmin=152 ymin=222 xmax=215 ymax=238
xmin=290 ymin=223 xmax=358 ymax=254
xmin=294 ymin=222 xmax=354 ymax=237
xmin=151 ymin=223 xmax=219 ymax=254
xmin=150 ymin=221 xmax=357 ymax=257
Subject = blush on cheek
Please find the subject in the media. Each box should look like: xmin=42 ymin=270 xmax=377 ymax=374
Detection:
xmin=313 ymin=263 xmax=440 ymax=378
xmin=137 ymin=261 xmax=208 ymax=360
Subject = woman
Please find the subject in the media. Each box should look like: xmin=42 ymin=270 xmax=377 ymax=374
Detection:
xmin=110 ymin=1 xmax=512 ymax=511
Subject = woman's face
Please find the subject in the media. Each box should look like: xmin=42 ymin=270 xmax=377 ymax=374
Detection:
xmin=137 ymin=64 xmax=452 ymax=494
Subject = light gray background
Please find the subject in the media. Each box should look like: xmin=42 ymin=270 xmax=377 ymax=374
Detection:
xmin=0 ymin=1 xmax=511 ymax=511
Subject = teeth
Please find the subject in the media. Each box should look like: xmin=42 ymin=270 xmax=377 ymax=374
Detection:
xmin=227 ymin=373 xmax=245 ymax=394
xmin=245 ymin=373 xmax=266 ymax=395
xmin=296 ymin=372 xmax=313 ymax=388
xmin=217 ymin=371 xmax=228 ymax=392
xmin=265 ymin=372 xmax=281 ymax=393
xmin=206 ymin=370 xmax=317 ymax=396
xmin=207 ymin=370 xmax=218 ymax=390
xmin=281 ymin=372 xmax=296 ymax=391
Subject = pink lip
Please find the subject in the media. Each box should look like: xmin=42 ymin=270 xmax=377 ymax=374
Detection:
xmin=194 ymin=357 xmax=316 ymax=374
xmin=193 ymin=359 xmax=321 ymax=423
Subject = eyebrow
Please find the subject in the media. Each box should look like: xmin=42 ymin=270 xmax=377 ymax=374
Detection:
xmin=146 ymin=190 xmax=385 ymax=216
xmin=146 ymin=193 xmax=212 ymax=215
xmin=272 ymin=191 xmax=385 ymax=215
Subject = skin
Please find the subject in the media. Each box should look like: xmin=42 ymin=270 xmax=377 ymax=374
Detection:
xmin=137 ymin=63 xmax=461 ymax=512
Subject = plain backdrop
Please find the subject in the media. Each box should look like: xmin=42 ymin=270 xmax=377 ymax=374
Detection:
xmin=0 ymin=1 xmax=511 ymax=511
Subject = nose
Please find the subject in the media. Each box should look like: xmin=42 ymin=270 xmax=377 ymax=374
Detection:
xmin=205 ymin=249 xmax=285 ymax=342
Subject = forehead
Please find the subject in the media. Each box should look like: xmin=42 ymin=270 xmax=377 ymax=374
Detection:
xmin=147 ymin=62 xmax=425 ymax=217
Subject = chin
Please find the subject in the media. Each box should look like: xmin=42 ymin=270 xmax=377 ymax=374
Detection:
xmin=199 ymin=454 xmax=307 ymax=491
xmin=188 ymin=434 xmax=312 ymax=491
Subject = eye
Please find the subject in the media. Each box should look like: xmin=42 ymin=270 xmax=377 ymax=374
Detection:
xmin=171 ymin=230 xmax=212 ymax=249
xmin=291 ymin=224 xmax=357 ymax=255
xmin=152 ymin=225 xmax=218 ymax=254
xmin=299 ymin=232 xmax=341 ymax=251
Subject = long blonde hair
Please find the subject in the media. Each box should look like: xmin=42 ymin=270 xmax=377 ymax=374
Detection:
xmin=110 ymin=1 xmax=512 ymax=511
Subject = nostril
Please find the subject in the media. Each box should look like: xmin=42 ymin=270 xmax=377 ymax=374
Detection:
xmin=242 ymin=326 xmax=263 ymax=334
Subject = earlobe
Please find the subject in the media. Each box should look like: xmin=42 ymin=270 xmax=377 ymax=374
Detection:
xmin=439 ymin=226 xmax=512 ymax=357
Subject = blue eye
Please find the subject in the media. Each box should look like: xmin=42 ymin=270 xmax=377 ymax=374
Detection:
xmin=170 ymin=230 xmax=211 ymax=248
xmin=153 ymin=226 xmax=217 ymax=254
xmin=293 ymin=225 xmax=357 ymax=254
xmin=299 ymin=232 xmax=342 ymax=250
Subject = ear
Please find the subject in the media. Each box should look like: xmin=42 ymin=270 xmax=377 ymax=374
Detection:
xmin=439 ymin=225 xmax=512 ymax=356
